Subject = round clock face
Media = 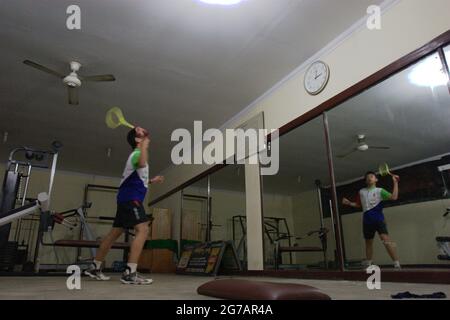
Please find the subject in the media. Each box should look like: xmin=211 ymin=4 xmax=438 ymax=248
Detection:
xmin=304 ymin=61 xmax=330 ymax=95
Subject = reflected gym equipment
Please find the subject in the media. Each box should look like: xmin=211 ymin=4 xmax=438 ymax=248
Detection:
xmin=436 ymin=164 xmax=450 ymax=261
xmin=272 ymin=180 xmax=330 ymax=270
xmin=273 ymin=227 xmax=329 ymax=270
xmin=232 ymin=215 xmax=293 ymax=267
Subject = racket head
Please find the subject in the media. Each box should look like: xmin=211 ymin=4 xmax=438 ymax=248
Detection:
xmin=105 ymin=107 xmax=135 ymax=129
xmin=379 ymin=163 xmax=391 ymax=177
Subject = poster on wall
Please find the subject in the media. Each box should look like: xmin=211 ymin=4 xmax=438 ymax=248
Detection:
xmin=176 ymin=241 xmax=241 ymax=276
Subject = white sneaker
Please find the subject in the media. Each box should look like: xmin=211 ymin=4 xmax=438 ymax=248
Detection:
xmin=84 ymin=265 xmax=111 ymax=281
xmin=120 ymin=271 xmax=153 ymax=285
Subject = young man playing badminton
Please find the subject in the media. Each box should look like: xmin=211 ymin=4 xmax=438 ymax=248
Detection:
xmin=342 ymin=171 xmax=401 ymax=269
xmin=85 ymin=126 xmax=164 ymax=284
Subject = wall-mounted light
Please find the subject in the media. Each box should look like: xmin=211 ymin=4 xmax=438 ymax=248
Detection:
xmin=107 ymin=147 xmax=112 ymax=158
xmin=408 ymin=54 xmax=448 ymax=88
xmin=3 ymin=132 xmax=8 ymax=144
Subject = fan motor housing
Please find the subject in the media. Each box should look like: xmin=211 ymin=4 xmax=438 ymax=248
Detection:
xmin=357 ymin=144 xmax=369 ymax=151
xmin=63 ymin=73 xmax=81 ymax=87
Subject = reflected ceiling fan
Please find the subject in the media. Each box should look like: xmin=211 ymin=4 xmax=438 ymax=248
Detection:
xmin=23 ymin=60 xmax=115 ymax=105
xmin=337 ymin=134 xmax=390 ymax=158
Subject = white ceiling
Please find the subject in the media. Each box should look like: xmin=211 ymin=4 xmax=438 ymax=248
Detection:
xmin=0 ymin=0 xmax=381 ymax=177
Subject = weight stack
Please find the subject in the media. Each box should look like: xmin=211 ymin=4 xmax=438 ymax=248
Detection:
xmin=0 ymin=241 xmax=18 ymax=271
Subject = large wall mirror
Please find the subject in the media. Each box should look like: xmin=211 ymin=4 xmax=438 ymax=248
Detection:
xmin=260 ymin=45 xmax=450 ymax=272
xmin=328 ymin=50 xmax=450 ymax=268
xmin=209 ymin=165 xmax=246 ymax=265
xmin=147 ymin=41 xmax=450 ymax=274
xmin=181 ymin=177 xmax=209 ymax=245
xmin=262 ymin=117 xmax=338 ymax=270
xmin=179 ymin=165 xmax=247 ymax=266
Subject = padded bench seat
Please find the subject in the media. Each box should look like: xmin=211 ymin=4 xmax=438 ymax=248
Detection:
xmin=53 ymin=239 xmax=130 ymax=249
xmin=197 ymin=279 xmax=331 ymax=300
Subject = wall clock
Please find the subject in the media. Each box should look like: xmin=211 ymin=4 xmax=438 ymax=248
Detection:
xmin=304 ymin=61 xmax=330 ymax=95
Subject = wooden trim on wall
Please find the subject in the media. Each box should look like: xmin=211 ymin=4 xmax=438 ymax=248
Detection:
xmin=149 ymin=29 xmax=450 ymax=207
xmin=148 ymin=164 xmax=226 ymax=206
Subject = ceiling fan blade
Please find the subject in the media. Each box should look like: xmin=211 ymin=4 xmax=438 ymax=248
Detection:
xmin=23 ymin=60 xmax=65 ymax=78
xmin=68 ymin=86 xmax=79 ymax=105
xmin=81 ymin=74 xmax=116 ymax=82
xmin=370 ymin=146 xmax=391 ymax=150
xmin=337 ymin=148 xmax=358 ymax=158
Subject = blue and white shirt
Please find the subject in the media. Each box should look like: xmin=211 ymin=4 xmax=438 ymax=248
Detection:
xmin=117 ymin=149 xmax=149 ymax=203
xmin=359 ymin=187 xmax=392 ymax=224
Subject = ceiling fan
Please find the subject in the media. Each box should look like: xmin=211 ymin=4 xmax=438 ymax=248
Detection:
xmin=337 ymin=134 xmax=390 ymax=158
xmin=23 ymin=60 xmax=115 ymax=105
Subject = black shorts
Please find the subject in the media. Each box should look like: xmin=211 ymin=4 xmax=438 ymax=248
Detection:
xmin=113 ymin=201 xmax=149 ymax=229
xmin=363 ymin=220 xmax=388 ymax=239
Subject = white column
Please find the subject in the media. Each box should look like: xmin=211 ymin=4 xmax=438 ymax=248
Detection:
xmin=244 ymin=163 xmax=264 ymax=270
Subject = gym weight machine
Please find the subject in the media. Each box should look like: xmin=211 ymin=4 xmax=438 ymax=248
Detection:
xmin=0 ymin=143 xmax=135 ymax=274
xmin=0 ymin=141 xmax=61 ymax=272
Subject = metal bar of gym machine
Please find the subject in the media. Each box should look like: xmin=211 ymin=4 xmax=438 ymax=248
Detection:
xmin=78 ymin=184 xmax=120 ymax=263
xmin=33 ymin=151 xmax=59 ymax=273
xmin=14 ymin=165 xmax=32 ymax=242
